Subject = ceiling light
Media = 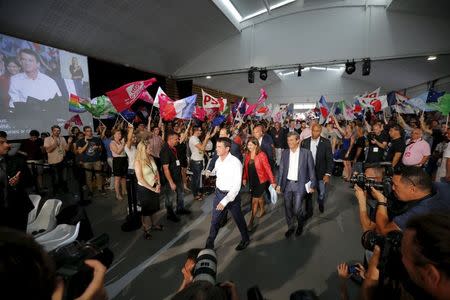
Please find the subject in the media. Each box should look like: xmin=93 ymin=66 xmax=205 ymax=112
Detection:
xmin=220 ymin=0 xmax=242 ymax=22
xmin=259 ymin=68 xmax=268 ymax=81
xmin=248 ymin=67 xmax=256 ymax=83
xmin=311 ymin=67 xmax=327 ymax=71
xmin=297 ymin=65 xmax=302 ymax=77
xmin=206 ymin=76 xmax=212 ymax=79
xmin=345 ymin=60 xmax=356 ymax=75
xmin=362 ymin=58 xmax=371 ymax=76
xmin=427 ymin=55 xmax=437 ymax=61
xmin=294 ymin=103 xmax=316 ymax=110
xmin=270 ymin=0 xmax=296 ymax=10
xmin=242 ymin=8 xmax=267 ymax=21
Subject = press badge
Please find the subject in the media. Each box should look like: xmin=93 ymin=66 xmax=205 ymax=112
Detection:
xmin=373 ymin=147 xmax=379 ymax=153
xmin=176 ymin=160 xmax=180 ymax=166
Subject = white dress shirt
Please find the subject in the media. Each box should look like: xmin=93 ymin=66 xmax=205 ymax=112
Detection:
xmin=310 ymin=138 xmax=320 ymax=163
xmin=214 ymin=153 xmax=242 ymax=207
xmin=9 ymin=72 xmax=62 ymax=107
xmin=287 ymin=147 xmax=300 ymax=181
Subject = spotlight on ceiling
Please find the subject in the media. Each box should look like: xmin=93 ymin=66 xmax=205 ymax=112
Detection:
xmin=362 ymin=58 xmax=371 ymax=76
xmin=297 ymin=65 xmax=302 ymax=77
xmin=345 ymin=60 xmax=356 ymax=75
xmin=206 ymin=75 xmax=212 ymax=79
xmin=427 ymin=55 xmax=437 ymax=61
xmin=248 ymin=67 xmax=255 ymax=83
xmin=259 ymin=68 xmax=267 ymax=81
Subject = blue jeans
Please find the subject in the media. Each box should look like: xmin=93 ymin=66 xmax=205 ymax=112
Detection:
xmin=163 ymin=181 xmax=184 ymax=212
xmin=206 ymin=189 xmax=249 ymax=248
xmin=190 ymin=160 xmax=203 ymax=197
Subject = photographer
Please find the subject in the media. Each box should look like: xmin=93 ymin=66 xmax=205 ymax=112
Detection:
xmin=360 ymin=213 xmax=450 ymax=300
xmin=0 ymin=227 xmax=107 ymax=300
xmin=355 ymin=166 xmax=450 ymax=235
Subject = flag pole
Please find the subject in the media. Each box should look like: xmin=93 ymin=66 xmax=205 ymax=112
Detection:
xmin=118 ymin=112 xmax=133 ymax=126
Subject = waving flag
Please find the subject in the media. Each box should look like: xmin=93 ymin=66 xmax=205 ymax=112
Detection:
xmin=369 ymin=95 xmax=388 ymax=113
xmin=173 ymin=95 xmax=197 ymax=120
xmin=153 ymin=87 xmax=170 ymax=108
xmin=202 ymin=90 xmax=227 ymax=110
xmin=357 ymin=88 xmax=380 ymax=107
xmin=193 ymin=106 xmax=206 ymax=121
xmin=408 ymin=92 xmax=436 ymax=112
xmin=428 ymin=93 xmax=450 ymax=115
xmin=106 ymin=78 xmax=157 ymax=112
xmin=353 ymin=99 xmax=363 ymax=113
xmin=64 ymin=114 xmax=83 ymax=129
xmin=318 ymin=95 xmax=330 ymax=118
xmin=256 ymin=88 xmax=268 ymax=105
xmin=80 ymin=95 xmax=117 ymax=119
xmin=212 ymin=115 xmax=226 ymax=127
xmin=68 ymin=94 xmax=87 ymax=113
xmin=427 ymin=89 xmax=445 ymax=103
xmin=159 ymin=94 xmax=176 ymax=121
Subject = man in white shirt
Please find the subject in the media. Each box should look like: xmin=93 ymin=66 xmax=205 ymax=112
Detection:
xmin=205 ymin=137 xmax=250 ymax=251
xmin=276 ymin=132 xmax=316 ymax=238
xmin=9 ymin=49 xmax=61 ymax=108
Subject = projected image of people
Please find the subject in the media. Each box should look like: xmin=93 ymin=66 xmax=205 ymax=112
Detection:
xmin=0 ymin=33 xmax=91 ymax=140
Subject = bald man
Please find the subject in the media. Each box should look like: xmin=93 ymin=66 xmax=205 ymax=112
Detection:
xmin=301 ymin=124 xmax=333 ymax=216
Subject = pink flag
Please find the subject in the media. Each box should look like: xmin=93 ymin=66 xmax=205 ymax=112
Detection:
xmin=256 ymin=88 xmax=268 ymax=105
xmin=106 ymin=78 xmax=157 ymax=112
xmin=159 ymin=94 xmax=176 ymax=121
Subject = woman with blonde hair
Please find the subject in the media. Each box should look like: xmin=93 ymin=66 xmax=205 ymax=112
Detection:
xmin=134 ymin=139 xmax=163 ymax=240
xmin=242 ymin=137 xmax=276 ymax=231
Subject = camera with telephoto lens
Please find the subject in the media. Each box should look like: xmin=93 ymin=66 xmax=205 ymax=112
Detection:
xmin=350 ymin=173 xmax=385 ymax=190
xmin=193 ymin=248 xmax=217 ymax=285
xmin=49 ymin=234 xmax=114 ymax=300
xmin=350 ymin=162 xmax=393 ymax=195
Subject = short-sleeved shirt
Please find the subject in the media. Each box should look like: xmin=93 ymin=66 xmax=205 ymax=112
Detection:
xmin=19 ymin=138 xmax=44 ymax=160
xmin=102 ymin=138 xmax=113 ymax=158
xmin=385 ymin=138 xmax=405 ymax=163
xmin=76 ymin=137 xmax=103 ymax=162
xmin=402 ymin=138 xmax=431 ymax=166
xmin=366 ymin=132 xmax=388 ymax=163
xmin=393 ymin=183 xmax=450 ymax=230
xmin=44 ymin=136 xmax=67 ymax=164
xmin=159 ymin=143 xmax=181 ymax=183
xmin=189 ymin=136 xmax=204 ymax=161
xmin=354 ymin=136 xmax=366 ymax=162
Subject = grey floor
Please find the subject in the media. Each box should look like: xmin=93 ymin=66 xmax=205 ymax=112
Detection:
xmin=78 ymin=178 xmax=363 ymax=300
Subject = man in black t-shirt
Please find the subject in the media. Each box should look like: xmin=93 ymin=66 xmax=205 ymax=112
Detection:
xmin=366 ymin=123 xmax=388 ymax=163
xmin=18 ymin=130 xmax=44 ymax=191
xmin=269 ymin=122 xmax=287 ymax=166
xmin=386 ymin=125 xmax=406 ymax=167
xmin=160 ymin=131 xmax=191 ymax=222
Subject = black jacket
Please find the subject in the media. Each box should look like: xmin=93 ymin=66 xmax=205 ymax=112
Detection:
xmin=301 ymin=137 xmax=333 ymax=179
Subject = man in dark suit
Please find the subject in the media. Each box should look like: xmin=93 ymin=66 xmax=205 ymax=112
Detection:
xmin=301 ymin=124 xmax=333 ymax=217
xmin=276 ymin=131 xmax=317 ymax=238
xmin=285 ymin=119 xmax=301 ymax=135
xmin=253 ymin=124 xmax=275 ymax=169
xmin=0 ymin=131 xmax=33 ymax=231
xmin=269 ymin=121 xmax=287 ymax=166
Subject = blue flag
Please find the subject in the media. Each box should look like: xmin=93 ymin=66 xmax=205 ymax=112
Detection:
xmin=426 ymin=89 xmax=445 ymax=103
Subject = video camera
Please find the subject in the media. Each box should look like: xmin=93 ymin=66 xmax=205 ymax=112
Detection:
xmin=49 ymin=234 xmax=114 ymax=300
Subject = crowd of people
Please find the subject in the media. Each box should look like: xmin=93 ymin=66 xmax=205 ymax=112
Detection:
xmin=1 ymin=108 xmax=450 ymax=299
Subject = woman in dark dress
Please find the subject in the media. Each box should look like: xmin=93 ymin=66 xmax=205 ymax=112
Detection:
xmin=134 ymin=140 xmax=162 ymax=240
xmin=242 ymin=137 xmax=276 ymax=231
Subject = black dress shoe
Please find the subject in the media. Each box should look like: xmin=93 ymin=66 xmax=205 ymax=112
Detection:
xmin=285 ymin=228 xmax=295 ymax=238
xmin=177 ymin=208 xmax=192 ymax=215
xmin=295 ymin=224 xmax=304 ymax=236
xmin=319 ymin=204 xmax=324 ymax=213
xmin=167 ymin=213 xmax=180 ymax=222
xmin=235 ymin=240 xmax=250 ymax=251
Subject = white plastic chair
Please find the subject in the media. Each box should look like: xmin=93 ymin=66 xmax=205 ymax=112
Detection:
xmin=27 ymin=194 xmax=42 ymax=225
xmin=36 ymin=222 xmax=81 ymax=252
xmin=26 ymin=199 xmax=62 ymax=237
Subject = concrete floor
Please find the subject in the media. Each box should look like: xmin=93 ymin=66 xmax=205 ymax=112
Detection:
xmin=81 ymin=178 xmax=364 ymax=300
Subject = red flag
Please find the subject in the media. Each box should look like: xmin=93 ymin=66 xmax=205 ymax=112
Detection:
xmin=64 ymin=114 xmax=83 ymax=129
xmin=244 ymin=103 xmax=258 ymax=116
xmin=193 ymin=106 xmax=206 ymax=121
xmin=159 ymin=94 xmax=176 ymax=121
xmin=139 ymin=90 xmax=154 ymax=103
xmin=106 ymin=78 xmax=157 ymax=112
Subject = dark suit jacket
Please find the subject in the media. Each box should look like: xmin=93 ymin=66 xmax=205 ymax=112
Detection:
xmin=301 ymin=137 xmax=333 ymax=180
xmin=260 ymin=134 xmax=274 ymax=168
xmin=277 ymin=147 xmax=317 ymax=194
xmin=207 ymin=141 xmax=242 ymax=171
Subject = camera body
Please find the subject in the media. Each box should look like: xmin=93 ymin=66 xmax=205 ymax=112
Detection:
xmin=49 ymin=234 xmax=113 ymax=300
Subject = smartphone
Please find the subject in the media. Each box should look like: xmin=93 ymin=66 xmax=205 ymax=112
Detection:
xmin=348 ymin=264 xmax=358 ymax=275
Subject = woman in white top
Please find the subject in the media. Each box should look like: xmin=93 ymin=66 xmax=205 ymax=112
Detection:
xmin=134 ymin=140 xmax=162 ymax=240
xmin=110 ymin=130 xmax=127 ymax=200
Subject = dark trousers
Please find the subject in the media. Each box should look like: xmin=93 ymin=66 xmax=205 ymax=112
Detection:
xmin=163 ymin=181 xmax=184 ymax=212
xmin=190 ymin=160 xmax=203 ymax=197
xmin=50 ymin=161 xmax=67 ymax=193
xmin=206 ymin=189 xmax=249 ymax=248
xmin=284 ymin=181 xmax=305 ymax=229
xmin=303 ymin=179 xmax=327 ymax=218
